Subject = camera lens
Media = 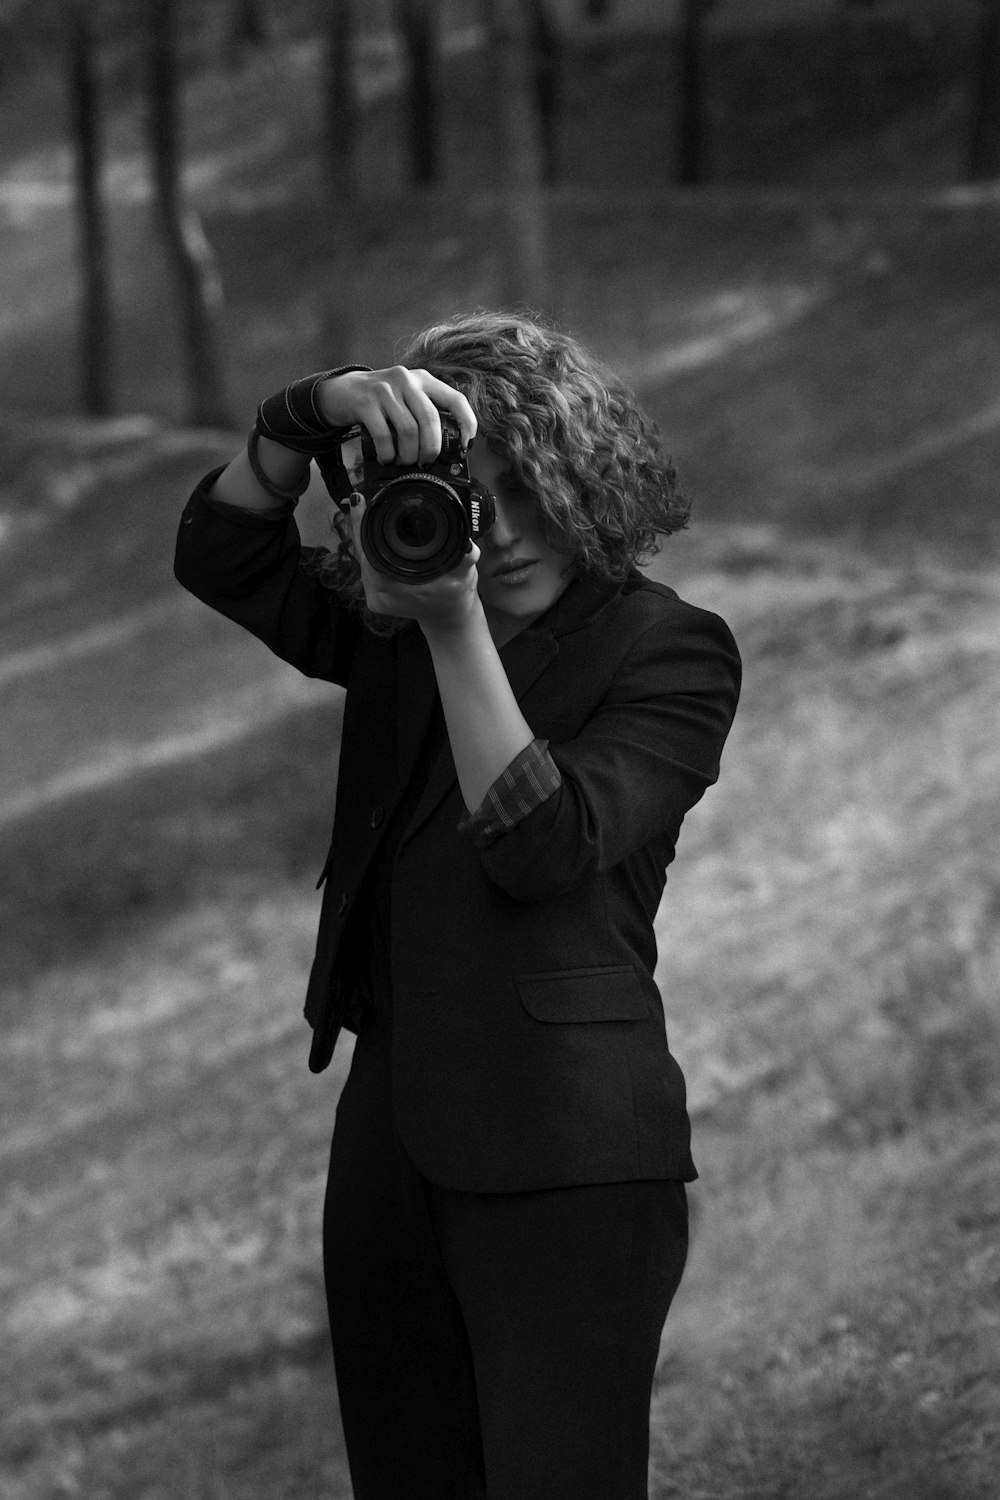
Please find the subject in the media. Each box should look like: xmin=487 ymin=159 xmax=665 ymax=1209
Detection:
xmin=361 ymin=473 xmax=467 ymax=582
xmin=389 ymin=495 xmax=446 ymax=560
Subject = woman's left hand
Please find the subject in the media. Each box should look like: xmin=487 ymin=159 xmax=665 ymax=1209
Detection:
xmin=349 ymin=495 xmax=483 ymax=633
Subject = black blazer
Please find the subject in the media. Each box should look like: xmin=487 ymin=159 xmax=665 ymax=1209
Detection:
xmin=176 ymin=473 xmax=741 ymax=1193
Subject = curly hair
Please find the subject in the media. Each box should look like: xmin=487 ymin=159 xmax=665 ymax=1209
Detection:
xmin=314 ymin=310 xmax=689 ymax=628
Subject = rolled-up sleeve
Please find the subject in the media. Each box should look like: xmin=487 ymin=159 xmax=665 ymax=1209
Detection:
xmin=457 ymin=738 xmax=562 ymax=846
xmin=467 ymin=607 xmax=741 ymax=903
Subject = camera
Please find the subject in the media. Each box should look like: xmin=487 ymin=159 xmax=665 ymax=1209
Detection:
xmin=353 ymin=417 xmax=495 ymax=584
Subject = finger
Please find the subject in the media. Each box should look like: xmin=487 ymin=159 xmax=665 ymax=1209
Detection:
xmin=381 ymin=393 xmax=423 ymax=467
xmin=405 ymin=389 xmax=444 ymax=466
xmin=357 ymin=406 xmax=397 ymax=466
xmin=414 ymin=372 xmax=478 ymax=450
xmin=374 ymin=368 xmax=441 ymax=464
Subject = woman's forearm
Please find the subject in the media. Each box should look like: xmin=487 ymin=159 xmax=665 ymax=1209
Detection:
xmin=211 ymin=438 xmax=312 ymax=512
xmin=422 ymin=609 xmax=535 ymax=813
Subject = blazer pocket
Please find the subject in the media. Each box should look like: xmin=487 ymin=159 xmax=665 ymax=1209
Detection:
xmin=516 ymin=966 xmax=649 ymax=1023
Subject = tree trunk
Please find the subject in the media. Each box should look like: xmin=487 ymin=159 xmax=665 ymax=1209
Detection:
xmin=227 ymin=0 xmax=267 ymax=67
xmin=527 ymin=0 xmax=561 ymax=186
xmin=395 ymin=0 xmax=441 ymax=187
xmin=145 ymin=0 xmax=232 ymax=427
xmin=67 ymin=0 xmax=113 ymax=416
xmin=677 ymin=0 xmax=708 ymax=185
xmin=483 ymin=0 xmax=549 ymax=310
xmin=233 ymin=0 xmax=266 ymax=47
xmin=319 ymin=0 xmax=362 ymax=359
xmin=969 ymin=0 xmax=1000 ymax=181
xmin=324 ymin=0 xmax=358 ymax=203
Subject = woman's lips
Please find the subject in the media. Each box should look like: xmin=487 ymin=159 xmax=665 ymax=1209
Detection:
xmin=491 ymin=559 xmax=538 ymax=584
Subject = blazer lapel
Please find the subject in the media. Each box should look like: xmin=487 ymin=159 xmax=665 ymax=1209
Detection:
xmin=500 ymin=626 xmax=561 ymax=701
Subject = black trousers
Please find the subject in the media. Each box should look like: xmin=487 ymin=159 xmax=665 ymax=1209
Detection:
xmin=323 ymin=1015 xmax=689 ymax=1500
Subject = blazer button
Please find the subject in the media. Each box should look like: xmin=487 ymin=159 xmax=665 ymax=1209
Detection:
xmin=337 ymin=891 xmax=349 ymax=916
xmin=370 ymin=806 xmax=384 ymax=828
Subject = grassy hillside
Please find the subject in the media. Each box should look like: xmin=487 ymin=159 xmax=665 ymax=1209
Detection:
xmin=2 ymin=516 xmax=998 ymax=1499
xmin=1 ymin=11 xmax=999 ymax=1498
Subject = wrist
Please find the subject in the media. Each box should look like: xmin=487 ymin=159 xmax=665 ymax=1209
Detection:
xmin=420 ymin=595 xmax=490 ymax=648
xmin=256 ymin=434 xmax=311 ymax=479
xmin=246 ymin=430 xmax=312 ymax=503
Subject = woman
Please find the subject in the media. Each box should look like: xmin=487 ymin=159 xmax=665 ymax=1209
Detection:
xmin=174 ymin=311 xmax=741 ymax=1500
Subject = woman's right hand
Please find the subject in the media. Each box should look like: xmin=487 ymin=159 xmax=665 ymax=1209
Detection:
xmin=317 ymin=366 xmax=477 ymax=467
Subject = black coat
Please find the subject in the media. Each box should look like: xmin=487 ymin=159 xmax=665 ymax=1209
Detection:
xmin=175 ymin=473 xmax=741 ymax=1192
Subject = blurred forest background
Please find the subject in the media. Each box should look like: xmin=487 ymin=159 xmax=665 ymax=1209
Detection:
xmin=1 ymin=0 xmax=999 ymax=1496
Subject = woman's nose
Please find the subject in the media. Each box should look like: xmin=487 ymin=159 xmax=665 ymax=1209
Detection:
xmin=487 ymin=495 xmax=521 ymax=548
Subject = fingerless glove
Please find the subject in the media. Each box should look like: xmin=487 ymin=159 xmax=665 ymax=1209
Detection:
xmin=253 ymin=365 xmax=373 ymax=453
xmin=250 ymin=364 xmax=374 ymax=505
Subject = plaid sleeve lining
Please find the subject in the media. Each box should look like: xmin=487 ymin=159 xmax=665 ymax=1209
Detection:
xmin=457 ymin=738 xmax=561 ymax=845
